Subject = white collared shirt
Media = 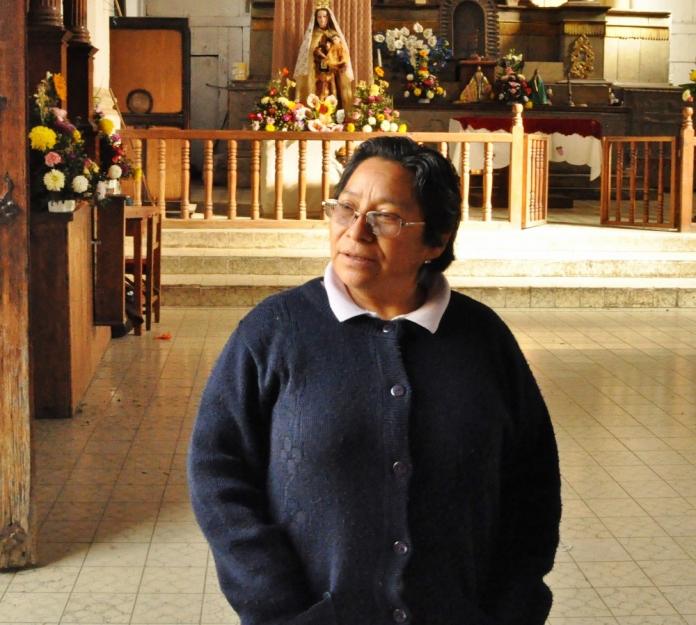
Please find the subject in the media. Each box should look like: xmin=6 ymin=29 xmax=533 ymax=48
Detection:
xmin=323 ymin=263 xmax=451 ymax=334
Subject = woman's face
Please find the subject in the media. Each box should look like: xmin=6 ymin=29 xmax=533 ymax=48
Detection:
xmin=316 ymin=9 xmax=330 ymax=29
xmin=330 ymin=157 xmax=446 ymax=313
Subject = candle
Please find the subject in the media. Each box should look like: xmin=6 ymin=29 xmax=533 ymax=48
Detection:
xmin=377 ymin=48 xmax=383 ymax=68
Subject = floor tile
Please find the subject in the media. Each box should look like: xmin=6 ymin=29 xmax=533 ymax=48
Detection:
xmin=138 ymin=567 xmax=206 ymax=594
xmin=61 ymin=592 xmax=137 ymax=624
xmin=576 ymin=561 xmax=653 ymax=587
xmin=72 ymin=566 xmax=144 ymax=594
xmin=0 ymin=592 xmax=69 ymax=621
xmin=201 ymin=592 xmax=240 ymax=624
xmin=83 ymin=543 xmax=149 ymax=567
xmin=596 ymin=586 xmax=677 ymax=616
xmin=6 ymin=566 xmax=80 ymax=593
xmin=130 ymin=593 xmax=203 ymax=624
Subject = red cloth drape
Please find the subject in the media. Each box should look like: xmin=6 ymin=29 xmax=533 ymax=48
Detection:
xmin=271 ymin=0 xmax=372 ymax=89
xmin=454 ymin=116 xmax=602 ymax=138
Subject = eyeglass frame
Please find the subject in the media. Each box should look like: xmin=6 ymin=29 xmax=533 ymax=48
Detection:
xmin=322 ymin=198 xmax=426 ymax=239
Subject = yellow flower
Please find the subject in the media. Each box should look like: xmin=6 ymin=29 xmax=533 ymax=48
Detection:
xmin=436 ymin=86 xmax=444 ymax=95
xmin=265 ymin=123 xmax=276 ymax=131
xmin=346 ymin=123 xmax=356 ymax=132
xmin=28 ymin=125 xmax=57 ymax=151
xmin=98 ymin=118 xmax=114 ymax=136
xmin=52 ymin=73 xmax=67 ymax=102
xmin=377 ymin=113 xmax=385 ymax=122
xmin=369 ymin=84 xmax=380 ymax=97
xmin=398 ymin=123 xmax=408 ymax=133
xmin=374 ymin=66 xmax=385 ymax=78
xmin=413 ymin=87 xmax=422 ymax=96
xmin=690 ymin=69 xmax=696 ymax=82
xmin=525 ymin=100 xmax=534 ymax=109
xmin=419 ymin=49 xmax=429 ymax=58
xmin=73 ymin=129 xmax=82 ymax=142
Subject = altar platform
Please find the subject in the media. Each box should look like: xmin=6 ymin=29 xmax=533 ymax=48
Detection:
xmin=159 ymin=197 xmax=696 ymax=309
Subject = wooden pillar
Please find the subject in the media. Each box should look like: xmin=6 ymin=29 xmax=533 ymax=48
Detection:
xmin=62 ymin=0 xmax=90 ymax=44
xmin=27 ymin=0 xmax=71 ymax=106
xmin=1 ymin=0 xmax=35 ymax=569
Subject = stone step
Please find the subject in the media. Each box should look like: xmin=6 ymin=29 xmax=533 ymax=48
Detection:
xmin=162 ymin=224 xmax=696 ymax=253
xmin=161 ymin=275 xmax=696 ymax=308
xmin=161 ymin=248 xmax=696 ymax=278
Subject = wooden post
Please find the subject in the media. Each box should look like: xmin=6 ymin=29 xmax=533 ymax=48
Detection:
xmin=158 ymin=139 xmax=166 ymax=217
xmin=321 ymin=140 xmax=330 ymax=201
xmin=133 ymin=139 xmax=143 ymax=206
xmin=251 ymin=140 xmax=260 ymax=220
xmin=62 ymin=0 xmax=90 ymax=43
xmin=483 ymin=142 xmax=493 ymax=221
xmin=274 ymin=139 xmax=284 ymax=220
xmin=204 ymin=139 xmax=213 ymax=220
xmin=180 ymin=140 xmax=190 ymax=219
xmin=228 ymin=140 xmax=237 ymax=219
xmin=1 ymin=0 xmax=34 ymax=568
xmin=679 ymin=107 xmax=694 ymax=232
xmin=460 ymin=141 xmax=470 ymax=222
xmin=508 ymin=103 xmax=524 ymax=228
xmin=298 ymin=140 xmax=307 ymax=220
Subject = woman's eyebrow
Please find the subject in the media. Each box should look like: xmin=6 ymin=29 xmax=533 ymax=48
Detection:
xmin=339 ymin=189 xmax=402 ymax=206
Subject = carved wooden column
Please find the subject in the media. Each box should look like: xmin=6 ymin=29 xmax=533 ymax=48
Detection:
xmin=27 ymin=0 xmax=71 ymax=106
xmin=64 ymin=0 xmax=97 ymax=152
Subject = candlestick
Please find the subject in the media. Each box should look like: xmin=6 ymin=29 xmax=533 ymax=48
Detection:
xmin=377 ymin=48 xmax=383 ymax=68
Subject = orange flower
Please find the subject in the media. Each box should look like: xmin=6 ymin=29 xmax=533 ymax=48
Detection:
xmin=419 ymin=49 xmax=429 ymax=58
xmin=53 ymin=73 xmax=67 ymax=102
xmin=281 ymin=67 xmax=290 ymax=77
xmin=374 ymin=66 xmax=385 ymax=78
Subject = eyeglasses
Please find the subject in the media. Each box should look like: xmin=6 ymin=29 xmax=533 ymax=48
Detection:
xmin=322 ymin=199 xmax=425 ymax=239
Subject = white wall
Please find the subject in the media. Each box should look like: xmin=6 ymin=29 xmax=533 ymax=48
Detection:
xmin=89 ymin=0 xmax=115 ymax=109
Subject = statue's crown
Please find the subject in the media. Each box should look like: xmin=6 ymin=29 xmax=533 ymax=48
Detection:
xmin=315 ymin=0 xmax=331 ymax=10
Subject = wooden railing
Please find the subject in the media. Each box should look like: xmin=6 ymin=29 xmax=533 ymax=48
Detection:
xmin=600 ymin=107 xmax=695 ymax=232
xmin=679 ymin=107 xmax=695 ymax=232
xmin=120 ymin=104 xmax=547 ymax=229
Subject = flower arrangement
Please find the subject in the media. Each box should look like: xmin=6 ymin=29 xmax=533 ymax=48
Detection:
xmin=374 ymin=22 xmax=452 ymax=77
xmin=494 ymin=50 xmax=531 ymax=105
xmin=680 ymin=68 xmax=696 ymax=103
xmin=94 ymin=106 xmax=133 ymax=198
xmin=28 ymin=72 xmax=97 ymax=210
xmin=345 ymin=67 xmax=408 ymax=132
xmin=248 ymin=68 xmax=311 ymax=131
xmin=403 ymin=57 xmax=446 ymax=102
xmin=305 ymin=93 xmax=345 ymax=132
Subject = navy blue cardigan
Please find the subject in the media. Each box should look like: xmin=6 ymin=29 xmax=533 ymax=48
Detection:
xmin=188 ymin=278 xmax=561 ymax=625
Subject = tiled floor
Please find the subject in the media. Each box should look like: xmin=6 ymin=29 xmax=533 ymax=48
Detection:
xmin=2 ymin=306 xmax=696 ymax=624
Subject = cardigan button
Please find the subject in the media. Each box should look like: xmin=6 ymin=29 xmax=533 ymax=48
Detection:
xmin=382 ymin=323 xmax=394 ymax=333
xmin=390 ymin=384 xmax=406 ymax=397
xmin=392 ymin=540 xmax=409 ymax=555
xmin=392 ymin=461 xmax=409 ymax=478
xmin=392 ymin=608 xmax=409 ymax=623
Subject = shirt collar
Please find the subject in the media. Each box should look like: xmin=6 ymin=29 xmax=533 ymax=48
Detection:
xmin=323 ymin=262 xmax=451 ymax=334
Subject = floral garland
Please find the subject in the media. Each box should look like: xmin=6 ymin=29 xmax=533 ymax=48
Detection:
xmin=28 ymin=72 xmax=97 ymax=207
xmin=346 ymin=67 xmax=407 ymax=132
xmin=680 ymin=67 xmax=696 ymax=103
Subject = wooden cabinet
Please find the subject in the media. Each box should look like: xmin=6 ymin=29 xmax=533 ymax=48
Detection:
xmin=30 ymin=202 xmax=111 ymax=419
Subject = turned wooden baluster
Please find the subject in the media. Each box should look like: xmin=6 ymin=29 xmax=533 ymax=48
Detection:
xmin=439 ymin=142 xmax=447 ymax=158
xmin=629 ymin=141 xmax=637 ymax=224
xmin=615 ymin=142 xmax=624 ymax=222
xmin=482 ymin=142 xmax=493 ymax=222
xmin=460 ymin=141 xmax=470 ymax=222
xmin=642 ymin=142 xmax=650 ymax=224
xmin=679 ymin=107 xmax=694 ymax=231
xmin=298 ymin=140 xmax=307 ymax=221
xmin=180 ymin=140 xmax=190 ymax=219
xmin=657 ymin=142 xmax=665 ymax=224
xmin=345 ymin=140 xmax=355 ymax=162
xmin=204 ymin=140 xmax=213 ymax=220
xmin=275 ymin=139 xmax=284 ymax=220
xmin=158 ymin=140 xmax=166 ymax=217
xmin=228 ymin=140 xmax=238 ymax=219
xmin=251 ymin=140 xmax=261 ymax=219
xmin=133 ymin=139 xmax=143 ymax=206
xmin=321 ymin=140 xmax=330 ymax=202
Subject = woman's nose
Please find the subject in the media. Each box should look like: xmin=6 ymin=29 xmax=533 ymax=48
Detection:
xmin=346 ymin=212 xmax=375 ymax=241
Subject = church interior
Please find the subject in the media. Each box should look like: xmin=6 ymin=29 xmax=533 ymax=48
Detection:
xmin=2 ymin=0 xmax=696 ymax=622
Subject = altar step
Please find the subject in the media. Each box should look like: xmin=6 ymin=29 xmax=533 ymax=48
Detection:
xmin=159 ymin=224 xmax=696 ymax=308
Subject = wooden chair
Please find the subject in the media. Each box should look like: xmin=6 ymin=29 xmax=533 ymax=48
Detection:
xmin=124 ymin=205 xmax=161 ymax=334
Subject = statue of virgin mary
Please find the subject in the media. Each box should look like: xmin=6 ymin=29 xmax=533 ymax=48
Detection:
xmin=293 ymin=0 xmax=354 ymax=110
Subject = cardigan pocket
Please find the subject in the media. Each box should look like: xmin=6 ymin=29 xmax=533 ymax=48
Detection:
xmin=285 ymin=593 xmax=337 ymax=625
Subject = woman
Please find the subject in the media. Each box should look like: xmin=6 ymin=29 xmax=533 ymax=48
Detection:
xmin=188 ymin=137 xmax=561 ymax=625
xmin=294 ymin=5 xmax=353 ymax=109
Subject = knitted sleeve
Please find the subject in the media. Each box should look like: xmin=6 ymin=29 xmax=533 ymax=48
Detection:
xmin=188 ymin=319 xmax=338 ymax=625
xmin=484 ymin=322 xmax=562 ymax=625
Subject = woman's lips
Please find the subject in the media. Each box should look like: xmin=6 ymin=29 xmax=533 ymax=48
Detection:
xmin=340 ymin=251 xmax=376 ymax=265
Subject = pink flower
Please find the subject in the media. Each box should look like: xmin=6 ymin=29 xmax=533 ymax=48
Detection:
xmin=50 ymin=107 xmax=68 ymax=120
xmin=44 ymin=151 xmax=62 ymax=167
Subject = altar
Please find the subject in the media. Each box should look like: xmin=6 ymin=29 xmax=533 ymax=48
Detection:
xmin=449 ymin=116 xmax=603 ymax=181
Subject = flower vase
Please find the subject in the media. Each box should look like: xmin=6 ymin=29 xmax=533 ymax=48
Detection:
xmin=48 ymin=199 xmax=76 ymax=213
xmin=106 ymin=179 xmax=121 ymax=195
xmin=418 ymin=98 xmax=431 ymax=104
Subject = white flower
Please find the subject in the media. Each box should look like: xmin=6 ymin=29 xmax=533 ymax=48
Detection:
xmin=251 ymin=120 xmax=260 ymax=131
xmin=43 ymin=169 xmax=65 ymax=192
xmin=261 ymin=97 xmax=270 ymax=104
xmin=71 ymin=175 xmax=89 ymax=193
xmin=404 ymin=91 xmax=411 ymax=98
xmin=308 ymin=119 xmax=326 ymax=132
xmin=426 ymin=90 xmax=435 ymax=100
xmin=413 ymin=22 xmax=423 ymax=33
xmin=96 ymin=181 xmax=107 ymax=200
xmin=428 ymin=36 xmax=437 ymax=47
xmin=394 ymin=40 xmax=404 ymax=49
xmin=368 ymin=116 xmax=377 ymax=126
xmin=380 ymin=119 xmax=391 ymax=132
xmin=335 ymin=109 xmax=345 ymax=123
xmin=362 ymin=124 xmax=373 ymax=132
xmin=423 ymin=28 xmax=433 ymax=39
xmin=400 ymin=27 xmax=409 ymax=36
xmin=373 ymin=34 xmax=385 ymax=43
xmin=108 ymin=164 xmax=122 ymax=180
xmin=406 ymin=73 xmax=414 ymax=81
xmin=390 ymin=122 xmax=399 ymax=132
xmin=294 ymin=106 xmax=308 ymax=121
xmin=683 ymin=89 xmax=693 ymax=102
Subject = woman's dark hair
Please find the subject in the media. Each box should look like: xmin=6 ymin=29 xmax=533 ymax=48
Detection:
xmin=334 ymin=136 xmax=462 ymax=283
